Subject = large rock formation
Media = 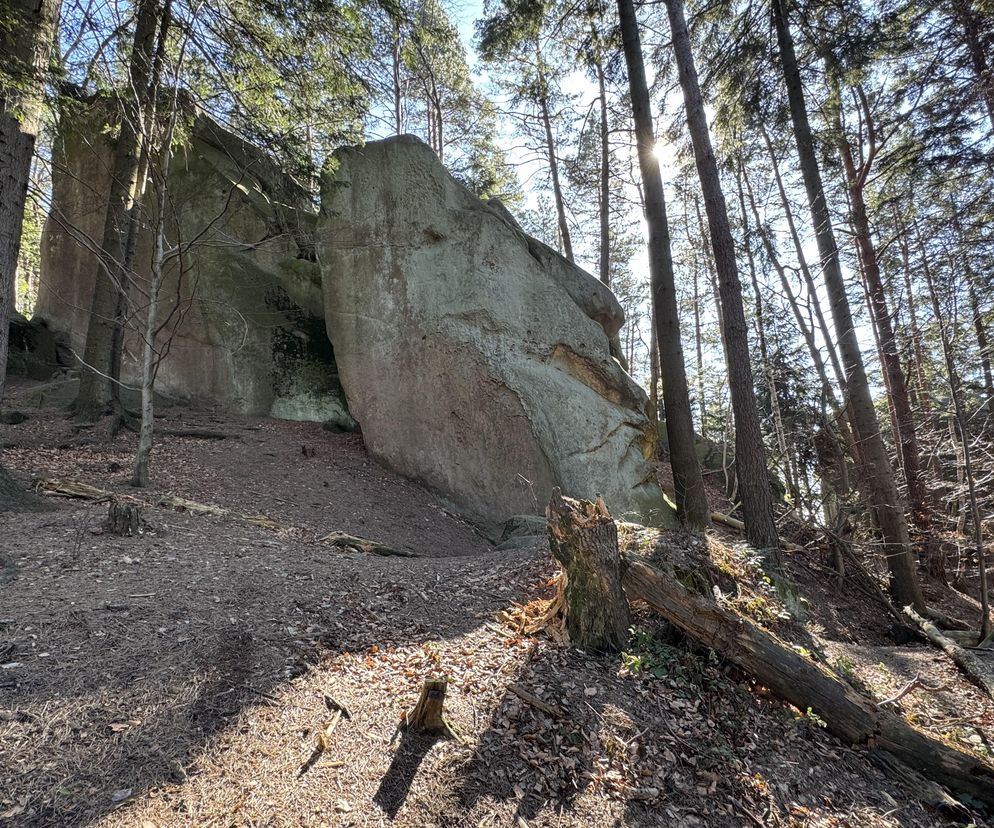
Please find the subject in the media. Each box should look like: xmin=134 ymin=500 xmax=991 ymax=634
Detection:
xmin=35 ymin=99 xmax=353 ymax=426
xmin=319 ymin=135 xmax=670 ymax=526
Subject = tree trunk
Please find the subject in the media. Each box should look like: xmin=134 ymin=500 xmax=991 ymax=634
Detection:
xmin=760 ymin=125 xmax=845 ymax=390
xmin=666 ymin=0 xmax=779 ymax=558
xmin=952 ymin=0 xmax=994 ymax=133
xmin=400 ymin=676 xmax=464 ymax=742
xmin=109 ymin=0 xmax=171 ymax=407
xmin=742 ymin=163 xmax=845 ymax=425
xmin=596 ymin=53 xmax=611 ymax=287
xmin=108 ymin=500 xmax=144 ymax=536
xmin=895 ymin=210 xmax=933 ymax=419
xmin=536 ymin=58 xmax=573 ymax=264
xmin=131 ymin=203 xmax=164 ymax=488
xmin=922 ymin=253 xmax=991 ymax=640
xmin=596 ymin=59 xmax=628 ymax=372
xmin=407 ymin=679 xmax=453 ymax=735
xmin=132 ymin=8 xmax=179 ymax=488
xmin=648 ymin=304 xmax=660 ymax=422
xmin=75 ymin=0 xmax=161 ymax=417
xmin=616 ymin=0 xmax=709 ymax=528
xmin=546 ymin=489 xmax=630 ymax=652
xmin=1 ymin=0 xmax=60 ymax=410
xmin=393 ymin=22 xmax=404 ymax=134
xmin=736 ymin=164 xmax=799 ymax=511
xmin=772 ymin=0 xmax=924 ymax=612
xmin=691 ymin=236 xmax=706 ymax=435
xmin=434 ymin=99 xmax=442 ymax=161
xmin=834 ymin=89 xmax=936 ymax=579
xmin=966 ymin=271 xmax=994 ymax=421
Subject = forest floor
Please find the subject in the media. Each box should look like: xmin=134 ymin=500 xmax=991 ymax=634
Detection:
xmin=2 ymin=376 xmax=993 ymax=828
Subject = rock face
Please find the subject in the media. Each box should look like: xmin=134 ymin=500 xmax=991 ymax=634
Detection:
xmin=6 ymin=313 xmax=63 ymax=380
xmin=35 ymin=100 xmax=354 ymax=426
xmin=319 ymin=135 xmax=669 ymax=526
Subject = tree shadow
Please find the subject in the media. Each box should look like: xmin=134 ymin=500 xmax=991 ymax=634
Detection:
xmin=373 ymin=730 xmax=442 ymax=818
xmin=3 ymin=498 xmax=981 ymax=828
xmin=0 ymin=500 xmax=526 ymax=828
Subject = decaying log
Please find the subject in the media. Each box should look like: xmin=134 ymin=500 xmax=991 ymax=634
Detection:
xmin=623 ymin=559 xmax=994 ymax=809
xmin=871 ymin=751 xmax=972 ymax=820
xmin=158 ymin=494 xmax=284 ymax=529
xmin=37 ymin=478 xmax=128 ymax=502
xmin=905 ymin=607 xmax=994 ymax=699
xmin=318 ymin=531 xmax=417 ymax=558
xmin=36 ymin=479 xmax=286 ymax=531
xmin=546 ymin=488 xmax=629 ymax=652
xmin=406 ymin=679 xmax=461 ymax=740
xmin=709 ymin=509 xmax=806 ymax=553
xmin=107 ymin=501 xmax=143 ymax=536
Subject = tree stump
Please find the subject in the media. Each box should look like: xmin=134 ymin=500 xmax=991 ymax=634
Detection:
xmin=546 ymin=488 xmax=630 ymax=652
xmin=108 ymin=501 xmax=143 ymax=536
xmin=406 ymin=678 xmax=459 ymax=739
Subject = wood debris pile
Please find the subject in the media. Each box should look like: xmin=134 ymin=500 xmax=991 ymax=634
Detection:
xmin=497 ymin=571 xmax=568 ymax=644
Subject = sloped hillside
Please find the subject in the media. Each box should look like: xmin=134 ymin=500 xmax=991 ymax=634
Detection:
xmin=1 ymin=381 xmax=992 ymax=827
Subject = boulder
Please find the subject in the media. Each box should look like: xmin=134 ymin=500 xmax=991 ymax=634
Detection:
xmin=319 ymin=135 xmax=670 ymax=526
xmin=499 ymin=514 xmax=549 ymax=544
xmin=6 ymin=313 xmax=62 ymax=380
xmin=35 ymin=98 xmax=352 ymax=423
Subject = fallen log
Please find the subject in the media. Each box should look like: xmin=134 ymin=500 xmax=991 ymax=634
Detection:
xmin=158 ymin=494 xmax=285 ymax=530
xmin=318 ymin=531 xmax=418 ymax=558
xmin=905 ymin=607 xmax=994 ymax=699
xmin=37 ymin=478 xmax=289 ymax=531
xmin=36 ymin=478 xmax=132 ymax=503
xmin=624 ymin=558 xmax=994 ymax=809
xmin=708 ymin=509 xmax=806 ymax=553
xmin=544 ymin=492 xmax=994 ymax=810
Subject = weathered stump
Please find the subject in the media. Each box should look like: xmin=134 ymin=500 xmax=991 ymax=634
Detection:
xmin=539 ymin=488 xmax=994 ymax=809
xmin=406 ymin=678 xmax=459 ymax=739
xmin=108 ymin=501 xmax=143 ymax=536
xmin=546 ymin=488 xmax=630 ymax=652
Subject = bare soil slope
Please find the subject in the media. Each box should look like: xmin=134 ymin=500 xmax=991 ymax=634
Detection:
xmin=1 ymin=378 xmax=991 ymax=827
